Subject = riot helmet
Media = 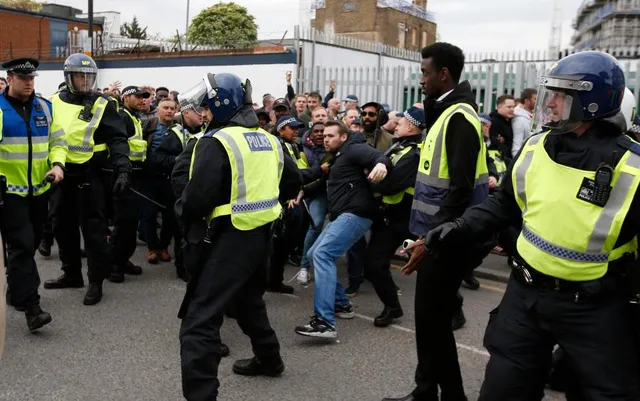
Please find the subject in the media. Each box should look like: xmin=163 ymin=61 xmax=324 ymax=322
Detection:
xmin=179 ymin=73 xmax=252 ymax=124
xmin=63 ymin=53 xmax=98 ymax=95
xmin=532 ymin=51 xmax=625 ymax=134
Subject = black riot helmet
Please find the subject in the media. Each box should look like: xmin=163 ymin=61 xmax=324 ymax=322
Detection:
xmin=63 ymin=53 xmax=99 ymax=95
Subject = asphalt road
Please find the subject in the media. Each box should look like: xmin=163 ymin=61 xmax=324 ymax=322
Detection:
xmin=0 ymin=244 xmax=563 ymax=401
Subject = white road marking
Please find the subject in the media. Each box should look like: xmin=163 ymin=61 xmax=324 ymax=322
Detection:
xmin=276 ymin=293 xmax=490 ymax=358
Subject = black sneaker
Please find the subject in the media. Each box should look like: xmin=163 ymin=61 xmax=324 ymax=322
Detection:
xmin=335 ymin=303 xmax=355 ymax=319
xmin=267 ymin=283 xmax=294 ymax=294
xmin=295 ymin=316 xmax=337 ymax=339
xmin=452 ymin=308 xmax=466 ymax=331
xmin=38 ymin=240 xmax=51 ymax=257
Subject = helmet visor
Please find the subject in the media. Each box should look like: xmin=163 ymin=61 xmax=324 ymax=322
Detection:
xmin=531 ymin=86 xmax=580 ymax=134
xmin=67 ymin=72 xmax=97 ymax=95
xmin=179 ymin=76 xmax=218 ymax=111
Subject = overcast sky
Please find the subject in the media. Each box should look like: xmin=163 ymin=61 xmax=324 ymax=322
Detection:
xmin=46 ymin=0 xmax=584 ymax=54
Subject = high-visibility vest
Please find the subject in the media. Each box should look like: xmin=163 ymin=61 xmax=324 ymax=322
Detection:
xmin=0 ymin=93 xmax=64 ymax=196
xmin=189 ymin=126 xmax=284 ymax=231
xmin=410 ymin=103 xmax=489 ymax=236
xmin=169 ymin=124 xmax=202 ymax=149
xmin=488 ymin=149 xmax=507 ymax=186
xmin=122 ymin=108 xmax=147 ymax=162
xmin=50 ymin=94 xmax=109 ymax=164
xmin=283 ymin=140 xmax=310 ymax=169
xmin=382 ymin=143 xmax=418 ymax=205
xmin=512 ymin=132 xmax=640 ymax=281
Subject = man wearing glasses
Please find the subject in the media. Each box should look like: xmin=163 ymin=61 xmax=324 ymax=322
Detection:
xmin=361 ymin=102 xmax=394 ymax=152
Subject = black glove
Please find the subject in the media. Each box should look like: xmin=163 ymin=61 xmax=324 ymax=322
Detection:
xmin=424 ymin=218 xmax=469 ymax=250
xmin=113 ymin=172 xmax=130 ymax=195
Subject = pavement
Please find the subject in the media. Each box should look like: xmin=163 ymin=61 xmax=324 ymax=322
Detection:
xmin=0 ymin=244 xmax=562 ymax=401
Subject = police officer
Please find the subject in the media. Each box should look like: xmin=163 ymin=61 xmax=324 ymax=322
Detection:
xmin=384 ymin=42 xmax=489 ymax=401
xmin=0 ymin=58 xmax=65 ymax=331
xmin=422 ymin=51 xmax=640 ymax=399
xmin=150 ymin=98 xmax=206 ymax=281
xmin=44 ymin=54 xmax=131 ymax=306
xmin=107 ymin=86 xmax=149 ymax=283
xmin=269 ymin=115 xmax=323 ymax=294
xmin=368 ymin=106 xmax=424 ymax=328
xmin=175 ymin=73 xmax=301 ymax=401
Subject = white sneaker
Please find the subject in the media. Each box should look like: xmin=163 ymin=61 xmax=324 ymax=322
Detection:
xmin=296 ymin=268 xmax=309 ymax=285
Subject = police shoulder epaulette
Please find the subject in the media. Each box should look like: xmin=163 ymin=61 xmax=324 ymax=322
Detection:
xmin=617 ymin=135 xmax=640 ymax=156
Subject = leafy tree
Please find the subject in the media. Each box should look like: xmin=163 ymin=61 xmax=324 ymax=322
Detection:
xmin=120 ymin=16 xmax=148 ymax=40
xmin=0 ymin=0 xmax=42 ymax=12
xmin=188 ymin=2 xmax=258 ymax=48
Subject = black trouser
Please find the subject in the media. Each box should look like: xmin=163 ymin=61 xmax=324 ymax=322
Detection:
xmin=51 ymin=169 xmax=111 ymax=284
xmin=41 ymin=190 xmax=55 ymax=247
xmin=140 ymin=175 xmax=180 ymax=254
xmin=180 ymin=224 xmax=281 ymax=401
xmin=478 ymin=275 xmax=640 ymax=400
xmin=1 ymin=193 xmax=47 ymax=307
xmin=413 ymin=250 xmax=482 ymax=401
xmin=110 ymin=170 xmax=142 ymax=268
xmin=268 ymin=206 xmax=299 ymax=286
xmin=366 ymin=217 xmax=410 ymax=309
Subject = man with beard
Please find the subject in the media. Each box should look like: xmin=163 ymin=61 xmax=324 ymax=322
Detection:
xmin=361 ymin=102 xmax=394 ymax=152
xmin=108 ymin=86 xmax=150 ymax=282
xmin=384 ymin=42 xmax=489 ymax=401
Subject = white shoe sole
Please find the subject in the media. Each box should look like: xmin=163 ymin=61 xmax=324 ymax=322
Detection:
xmin=336 ymin=311 xmax=355 ymax=319
xmin=295 ymin=329 xmax=337 ymax=339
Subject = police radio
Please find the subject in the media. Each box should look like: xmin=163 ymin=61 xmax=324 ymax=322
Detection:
xmin=78 ymin=100 xmax=94 ymax=122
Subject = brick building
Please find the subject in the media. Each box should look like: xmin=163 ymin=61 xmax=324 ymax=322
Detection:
xmin=0 ymin=4 xmax=102 ymax=62
xmin=311 ymin=0 xmax=437 ymax=51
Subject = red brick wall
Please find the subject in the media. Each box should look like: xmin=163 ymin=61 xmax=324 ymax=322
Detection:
xmin=0 ymin=11 xmax=51 ymax=60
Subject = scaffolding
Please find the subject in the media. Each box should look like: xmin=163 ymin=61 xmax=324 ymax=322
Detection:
xmin=572 ymin=0 xmax=640 ymax=50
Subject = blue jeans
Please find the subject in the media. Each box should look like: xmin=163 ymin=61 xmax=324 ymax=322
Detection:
xmin=308 ymin=213 xmax=372 ymax=327
xmin=301 ymin=195 xmax=328 ymax=269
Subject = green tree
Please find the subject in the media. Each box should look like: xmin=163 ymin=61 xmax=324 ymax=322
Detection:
xmin=188 ymin=2 xmax=258 ymax=48
xmin=120 ymin=16 xmax=148 ymax=40
xmin=0 ymin=0 xmax=42 ymax=12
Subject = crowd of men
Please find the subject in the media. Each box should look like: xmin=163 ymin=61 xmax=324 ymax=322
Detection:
xmin=3 ymin=39 xmax=640 ymax=401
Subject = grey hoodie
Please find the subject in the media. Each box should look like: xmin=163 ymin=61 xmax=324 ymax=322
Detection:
xmin=511 ymin=105 xmax=533 ymax=157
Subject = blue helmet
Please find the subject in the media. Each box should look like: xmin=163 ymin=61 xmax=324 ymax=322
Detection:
xmin=178 ymin=73 xmax=252 ymax=124
xmin=532 ymin=51 xmax=625 ymax=134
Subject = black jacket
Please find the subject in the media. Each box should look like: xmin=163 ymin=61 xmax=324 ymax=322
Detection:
xmin=423 ymin=80 xmax=482 ymax=228
xmin=462 ymin=120 xmax=640 ymax=252
xmin=326 ymin=132 xmax=391 ymax=220
xmin=488 ymin=110 xmax=513 ymax=161
xmin=174 ymin=105 xmax=302 ymax=232
xmin=152 ymin=123 xmax=202 ymax=176
xmin=58 ymin=90 xmax=131 ymax=176
xmin=371 ymin=134 xmax=421 ymax=225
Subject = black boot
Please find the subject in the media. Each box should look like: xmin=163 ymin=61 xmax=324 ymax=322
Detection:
xmin=374 ymin=306 xmax=404 ymax=327
xmin=176 ymin=265 xmax=189 ymax=283
xmin=267 ymin=282 xmax=294 ymax=294
xmin=451 ymin=308 xmax=466 ymax=331
xmin=124 ymin=260 xmax=143 ymax=275
xmin=25 ymin=305 xmax=52 ymax=332
xmin=381 ymin=394 xmax=419 ymax=401
xmin=83 ymin=283 xmax=103 ymax=305
xmin=108 ymin=265 xmax=125 ymax=283
xmin=220 ymin=343 xmax=230 ymax=358
xmin=44 ymin=274 xmax=84 ymax=289
xmin=38 ymin=240 xmax=51 ymax=257
xmin=232 ymin=356 xmax=284 ymax=377
xmin=461 ymin=271 xmax=480 ymax=290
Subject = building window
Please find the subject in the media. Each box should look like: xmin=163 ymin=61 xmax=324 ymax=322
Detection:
xmin=422 ymin=30 xmax=427 ymax=47
xmin=398 ymin=23 xmax=406 ymax=48
xmin=343 ymin=1 xmax=356 ymax=12
xmin=412 ymin=28 xmax=417 ymax=46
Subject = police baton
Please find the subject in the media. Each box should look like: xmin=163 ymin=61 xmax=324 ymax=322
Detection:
xmin=128 ymin=187 xmax=167 ymax=209
xmin=301 ymin=199 xmax=318 ymax=231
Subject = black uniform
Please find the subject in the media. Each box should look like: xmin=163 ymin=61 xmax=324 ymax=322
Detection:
xmin=174 ymin=107 xmax=302 ymax=401
xmin=458 ymin=121 xmax=640 ymax=399
xmin=109 ymin=106 xmax=144 ymax=279
xmin=367 ymin=135 xmax=421 ymax=314
xmin=46 ymin=91 xmax=130 ymax=296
